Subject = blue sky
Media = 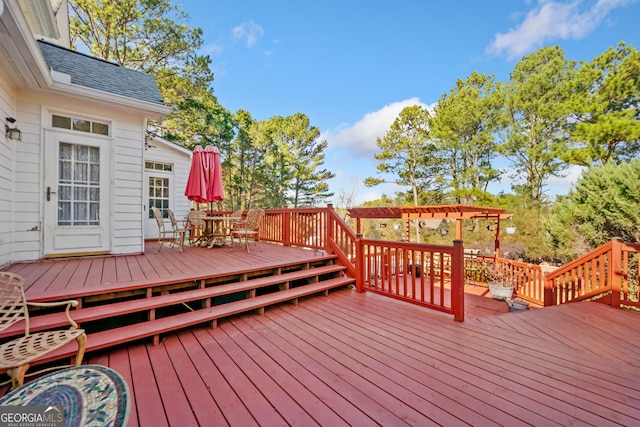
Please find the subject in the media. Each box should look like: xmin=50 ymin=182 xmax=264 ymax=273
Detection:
xmin=183 ymin=0 xmax=640 ymax=205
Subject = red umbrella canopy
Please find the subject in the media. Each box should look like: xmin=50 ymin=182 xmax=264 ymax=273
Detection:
xmin=185 ymin=146 xmax=225 ymax=203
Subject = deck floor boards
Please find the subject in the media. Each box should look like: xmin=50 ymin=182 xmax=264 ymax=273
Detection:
xmin=76 ymin=288 xmax=640 ymax=426
xmin=3 ymin=243 xmax=639 ymax=426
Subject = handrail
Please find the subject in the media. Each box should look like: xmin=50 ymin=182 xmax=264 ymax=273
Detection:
xmin=258 ymin=207 xmax=638 ymax=315
xmin=617 ymin=241 xmax=640 ymax=309
xmin=259 ymin=206 xmax=465 ymax=321
xmin=491 ymin=238 xmax=640 ymax=309
xmin=326 ymin=207 xmax=357 ymax=278
xmin=543 ymin=240 xmax=614 ymax=306
xmin=262 ymin=207 xmax=326 ymax=250
xmin=358 ymin=239 xmax=465 ymax=320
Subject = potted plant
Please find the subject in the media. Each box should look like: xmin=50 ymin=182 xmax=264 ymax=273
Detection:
xmin=477 ymin=261 xmax=521 ymax=301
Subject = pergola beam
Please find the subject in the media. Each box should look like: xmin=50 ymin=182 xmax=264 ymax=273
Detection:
xmin=347 ymin=204 xmax=513 ymax=257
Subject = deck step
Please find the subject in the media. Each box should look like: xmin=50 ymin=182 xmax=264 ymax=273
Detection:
xmin=0 ymin=264 xmax=347 ymax=340
xmin=31 ymin=276 xmax=355 ymax=365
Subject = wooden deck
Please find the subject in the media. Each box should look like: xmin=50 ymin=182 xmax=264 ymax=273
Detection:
xmin=6 ymin=242 xmax=327 ymax=300
xmin=3 ymin=243 xmax=639 ymax=425
xmin=83 ymin=288 xmax=639 ymax=426
xmin=4 ymin=241 xmax=509 ymax=318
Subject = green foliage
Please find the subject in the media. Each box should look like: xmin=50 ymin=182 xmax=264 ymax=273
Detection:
xmin=566 ymin=42 xmax=640 ymax=166
xmin=221 ymin=112 xmax=334 ymax=210
xmin=500 ymin=46 xmax=577 ymax=203
xmin=366 ymin=105 xmax=436 ymax=205
xmin=277 ymin=113 xmax=335 ymax=207
xmin=70 ymin=0 xmax=206 ymax=74
xmin=429 ymin=72 xmax=503 ymax=203
xmin=545 ymin=160 xmax=640 ymax=258
xmin=69 ymin=0 xmax=233 ymax=146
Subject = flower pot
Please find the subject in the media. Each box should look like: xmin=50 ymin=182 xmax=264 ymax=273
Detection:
xmin=488 ymin=282 xmax=514 ymax=300
xmin=506 ymin=227 xmax=516 ymax=235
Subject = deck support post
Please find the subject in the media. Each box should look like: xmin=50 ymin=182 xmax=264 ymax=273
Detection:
xmin=451 ymin=240 xmax=465 ymax=322
xmin=610 ymin=238 xmax=623 ymax=308
xmin=355 ymin=234 xmax=364 ymax=292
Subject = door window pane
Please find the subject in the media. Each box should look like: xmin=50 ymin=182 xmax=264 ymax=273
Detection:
xmin=148 ymin=176 xmax=170 ymax=218
xmin=58 ymin=142 xmax=100 ymax=226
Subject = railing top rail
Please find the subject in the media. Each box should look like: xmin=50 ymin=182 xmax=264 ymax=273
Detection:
xmin=265 ymin=207 xmax=328 ymax=215
xmin=620 ymin=241 xmax=640 ymax=251
xmin=545 ymin=240 xmax=614 ymax=281
xmin=360 ymin=238 xmax=456 ymax=254
xmin=328 ymin=208 xmax=357 ymax=237
xmin=495 ymin=257 xmax=543 ymax=270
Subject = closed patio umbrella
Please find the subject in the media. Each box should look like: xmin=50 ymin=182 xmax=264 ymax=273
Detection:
xmin=185 ymin=146 xmax=225 ymax=210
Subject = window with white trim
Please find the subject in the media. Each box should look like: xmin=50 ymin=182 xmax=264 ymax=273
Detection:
xmin=52 ymin=114 xmax=110 ymax=136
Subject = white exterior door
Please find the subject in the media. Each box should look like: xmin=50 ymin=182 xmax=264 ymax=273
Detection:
xmin=144 ymin=163 xmax=175 ymax=239
xmin=44 ymin=131 xmax=112 ymax=256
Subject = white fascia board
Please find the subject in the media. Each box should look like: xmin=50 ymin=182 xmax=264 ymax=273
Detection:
xmin=49 ymin=80 xmax=172 ymax=120
xmin=0 ymin=0 xmax=53 ymax=88
xmin=149 ymin=135 xmax=192 ymax=157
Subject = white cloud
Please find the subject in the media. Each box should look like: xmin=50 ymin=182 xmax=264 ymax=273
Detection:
xmin=231 ymin=21 xmax=265 ymax=47
xmin=323 ymin=98 xmax=432 ymax=205
xmin=487 ymin=0 xmax=635 ymax=59
xmin=322 ymin=98 xmax=429 ymax=159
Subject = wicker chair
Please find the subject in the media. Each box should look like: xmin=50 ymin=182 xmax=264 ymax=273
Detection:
xmin=151 ymin=206 xmax=183 ymax=253
xmin=230 ymin=208 xmax=264 ymax=253
xmin=186 ymin=210 xmax=207 ymax=245
xmin=226 ymin=209 xmax=243 ymax=240
xmin=167 ymin=209 xmax=187 ymax=251
xmin=0 ymin=272 xmax=86 ymax=389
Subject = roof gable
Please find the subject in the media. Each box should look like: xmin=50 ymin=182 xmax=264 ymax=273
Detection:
xmin=37 ymin=39 xmax=165 ymax=106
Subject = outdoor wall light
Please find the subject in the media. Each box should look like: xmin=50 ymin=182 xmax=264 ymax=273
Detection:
xmin=5 ymin=117 xmax=22 ymax=141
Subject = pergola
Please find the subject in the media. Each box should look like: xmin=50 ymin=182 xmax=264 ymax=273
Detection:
xmin=347 ymin=204 xmax=513 ymax=257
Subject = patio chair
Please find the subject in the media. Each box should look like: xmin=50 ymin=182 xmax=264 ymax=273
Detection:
xmin=151 ymin=206 xmax=183 ymax=253
xmin=167 ymin=209 xmax=187 ymax=251
xmin=230 ymin=208 xmax=265 ymax=253
xmin=186 ymin=209 xmax=207 ymax=245
xmin=0 ymin=272 xmax=87 ymax=389
xmin=229 ymin=209 xmax=243 ymax=225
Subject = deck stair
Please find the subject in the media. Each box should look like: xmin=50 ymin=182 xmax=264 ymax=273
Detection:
xmin=0 ymin=256 xmax=353 ymax=370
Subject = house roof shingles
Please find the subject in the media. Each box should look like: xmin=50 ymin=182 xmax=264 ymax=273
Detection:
xmin=37 ymin=40 xmax=165 ymax=106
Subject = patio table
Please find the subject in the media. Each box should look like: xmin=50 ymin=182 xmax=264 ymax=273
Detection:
xmin=0 ymin=364 xmax=130 ymax=427
xmin=203 ymin=215 xmax=233 ymax=248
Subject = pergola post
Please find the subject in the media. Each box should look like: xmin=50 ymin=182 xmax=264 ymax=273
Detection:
xmin=494 ymin=218 xmax=500 ymax=258
xmin=455 ymin=218 xmax=463 ymax=241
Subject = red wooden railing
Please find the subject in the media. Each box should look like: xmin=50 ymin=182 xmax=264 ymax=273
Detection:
xmin=326 ymin=208 xmax=357 ymax=278
xmin=359 ymin=239 xmax=465 ymax=320
xmin=260 ymin=205 xmax=465 ymax=321
xmin=260 ymin=206 xmax=638 ymax=315
xmin=465 ymin=238 xmax=640 ymax=309
xmin=263 ymin=208 xmax=326 ymax=250
xmin=542 ymin=239 xmax=640 ymax=309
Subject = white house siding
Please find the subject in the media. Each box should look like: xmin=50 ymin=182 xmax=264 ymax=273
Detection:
xmin=12 ymin=96 xmax=43 ymax=262
xmin=143 ymin=137 xmax=192 ymax=240
xmin=0 ymin=69 xmax=17 ymax=268
xmin=147 ymin=139 xmax=192 ymax=216
xmin=111 ymin=118 xmax=146 ymax=255
xmin=7 ymin=90 xmax=151 ymax=261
